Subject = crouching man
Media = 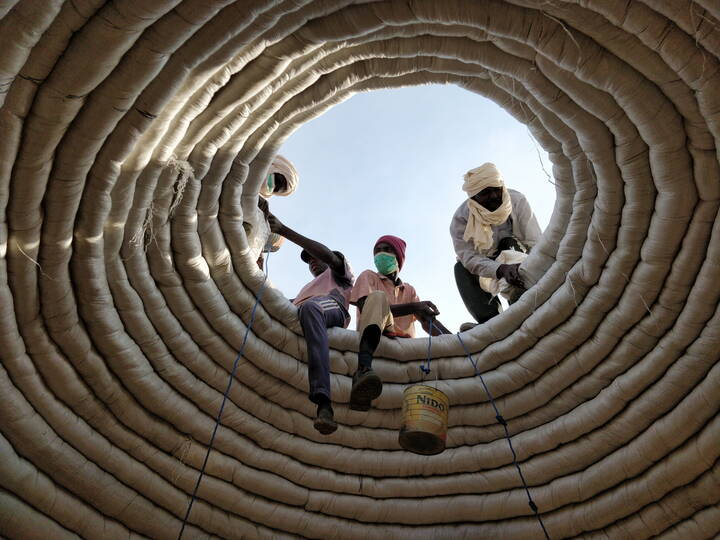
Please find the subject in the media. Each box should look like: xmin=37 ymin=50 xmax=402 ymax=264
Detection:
xmin=450 ymin=163 xmax=541 ymax=330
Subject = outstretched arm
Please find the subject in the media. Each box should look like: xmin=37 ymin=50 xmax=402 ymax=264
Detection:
xmin=355 ymin=297 xmax=450 ymax=336
xmin=268 ymin=213 xmax=344 ymax=274
xmin=409 ymin=301 xmax=451 ymax=335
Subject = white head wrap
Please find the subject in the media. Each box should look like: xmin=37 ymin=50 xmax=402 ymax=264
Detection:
xmin=260 ymin=154 xmax=299 ymax=198
xmin=462 ymin=162 xmax=513 ymax=251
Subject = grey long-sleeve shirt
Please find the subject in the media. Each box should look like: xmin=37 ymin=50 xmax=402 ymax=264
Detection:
xmin=450 ymin=189 xmax=542 ymax=279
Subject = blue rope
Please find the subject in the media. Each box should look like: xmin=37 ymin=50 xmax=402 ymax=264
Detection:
xmin=455 ymin=333 xmax=551 ymax=540
xmin=420 ymin=318 xmax=435 ymax=377
xmin=177 ymin=252 xmax=271 ymax=539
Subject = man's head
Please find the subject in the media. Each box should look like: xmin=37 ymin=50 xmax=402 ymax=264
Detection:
xmin=300 ymin=249 xmax=328 ymax=277
xmin=261 ymin=155 xmax=299 ymax=198
xmin=373 ymin=235 xmax=406 ymax=275
xmin=271 ymin=173 xmax=288 ymax=194
xmin=463 ymin=162 xmax=505 ymax=211
xmin=471 ymin=186 xmax=504 ymax=211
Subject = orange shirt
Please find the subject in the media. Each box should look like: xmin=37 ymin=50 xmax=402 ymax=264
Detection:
xmin=350 ymin=270 xmax=421 ymax=337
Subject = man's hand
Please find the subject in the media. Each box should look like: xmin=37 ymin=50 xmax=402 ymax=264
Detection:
xmin=267 ymin=213 xmax=284 ymax=234
xmin=414 ymin=301 xmax=440 ymax=320
xmin=496 ymin=263 xmax=524 ymax=288
xmin=257 ymin=197 xmax=269 ymax=218
xmin=414 ymin=302 xmax=452 ymax=336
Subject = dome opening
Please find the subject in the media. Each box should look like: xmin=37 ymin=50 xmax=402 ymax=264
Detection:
xmin=267 ymin=83 xmax=555 ymax=333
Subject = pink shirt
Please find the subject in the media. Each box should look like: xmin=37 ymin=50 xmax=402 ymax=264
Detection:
xmin=293 ymin=255 xmax=354 ymax=322
xmin=350 ymin=270 xmax=421 ymax=337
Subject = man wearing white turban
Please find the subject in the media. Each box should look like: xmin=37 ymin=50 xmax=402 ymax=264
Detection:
xmin=260 ymin=154 xmax=299 ymax=198
xmin=449 ymin=163 xmax=541 ymax=328
xmin=257 ymin=154 xmax=300 ymax=268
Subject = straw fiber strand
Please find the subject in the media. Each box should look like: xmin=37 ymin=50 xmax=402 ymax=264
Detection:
xmin=0 ymin=0 xmax=718 ymax=538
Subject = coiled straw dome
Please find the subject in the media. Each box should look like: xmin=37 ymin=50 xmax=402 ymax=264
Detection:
xmin=0 ymin=1 xmax=718 ymax=538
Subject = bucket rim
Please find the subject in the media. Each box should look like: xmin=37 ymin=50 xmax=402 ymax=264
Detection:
xmin=403 ymin=383 xmax=448 ymax=399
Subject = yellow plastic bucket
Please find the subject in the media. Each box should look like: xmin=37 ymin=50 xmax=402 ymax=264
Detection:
xmin=398 ymin=384 xmax=449 ymax=455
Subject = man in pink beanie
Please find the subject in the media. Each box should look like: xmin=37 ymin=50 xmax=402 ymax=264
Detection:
xmin=348 ymin=235 xmax=448 ymax=411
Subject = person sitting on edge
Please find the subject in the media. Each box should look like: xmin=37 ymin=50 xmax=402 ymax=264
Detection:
xmin=450 ymin=162 xmax=541 ymax=330
xmin=267 ymin=212 xmax=353 ymax=435
xmin=348 ymin=235 xmax=450 ymax=411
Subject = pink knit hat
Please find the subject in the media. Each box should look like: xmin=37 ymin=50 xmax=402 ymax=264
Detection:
xmin=374 ymin=235 xmax=407 ymax=270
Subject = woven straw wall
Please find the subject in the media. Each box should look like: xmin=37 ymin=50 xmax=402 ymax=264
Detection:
xmin=0 ymin=1 xmax=719 ymax=538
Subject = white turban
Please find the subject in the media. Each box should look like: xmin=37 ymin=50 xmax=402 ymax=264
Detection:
xmin=462 ymin=163 xmax=513 ymax=251
xmin=260 ymin=154 xmax=299 ymax=198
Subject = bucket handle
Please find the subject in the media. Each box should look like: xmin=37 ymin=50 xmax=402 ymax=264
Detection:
xmin=420 ymin=318 xmax=438 ymax=383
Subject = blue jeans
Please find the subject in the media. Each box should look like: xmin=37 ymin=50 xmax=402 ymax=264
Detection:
xmin=297 ymin=295 xmax=349 ymax=403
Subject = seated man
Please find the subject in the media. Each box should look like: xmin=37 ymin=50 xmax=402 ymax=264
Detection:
xmin=349 ymin=235 xmax=449 ymax=411
xmin=450 ymin=162 xmax=541 ymax=329
xmin=268 ymin=213 xmax=353 ymax=435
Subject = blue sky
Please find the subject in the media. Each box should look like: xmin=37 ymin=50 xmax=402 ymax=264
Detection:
xmin=265 ymin=84 xmax=554 ymax=332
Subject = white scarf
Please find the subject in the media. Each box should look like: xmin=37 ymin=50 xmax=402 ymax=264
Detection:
xmin=462 ymin=163 xmax=512 ymax=251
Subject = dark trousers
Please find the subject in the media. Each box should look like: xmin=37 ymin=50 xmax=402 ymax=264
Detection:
xmin=454 ymin=261 xmax=501 ymax=324
xmin=455 ymin=237 xmax=527 ymax=324
xmin=297 ymin=296 xmax=348 ymax=403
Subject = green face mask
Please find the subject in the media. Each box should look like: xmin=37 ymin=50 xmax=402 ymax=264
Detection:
xmin=266 ymin=173 xmax=274 ymax=192
xmin=374 ymin=253 xmax=399 ymax=275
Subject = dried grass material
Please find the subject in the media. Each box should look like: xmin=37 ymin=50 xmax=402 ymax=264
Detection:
xmin=167 ymin=156 xmax=194 ymax=219
xmin=0 ymin=1 xmax=718 ymax=539
xmin=171 ymin=436 xmax=193 ymax=485
xmin=13 ymin=239 xmax=54 ymax=281
xmin=129 ymin=201 xmax=156 ymax=251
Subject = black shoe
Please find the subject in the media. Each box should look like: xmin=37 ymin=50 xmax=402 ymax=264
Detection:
xmin=349 ymin=367 xmax=382 ymax=411
xmin=313 ymin=404 xmax=337 ymax=435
